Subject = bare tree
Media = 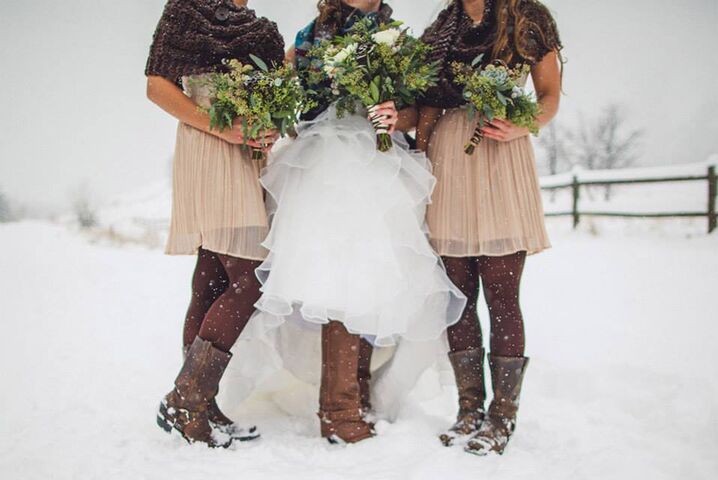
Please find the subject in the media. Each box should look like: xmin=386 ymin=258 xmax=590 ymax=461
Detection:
xmin=596 ymin=105 xmax=643 ymax=170
xmin=537 ymin=122 xmax=572 ymax=177
xmin=537 ymin=122 xmax=572 ymax=202
xmin=572 ymin=112 xmax=601 ymax=171
xmin=572 ymin=105 xmax=643 ymax=200
xmin=71 ymin=183 xmax=97 ymax=229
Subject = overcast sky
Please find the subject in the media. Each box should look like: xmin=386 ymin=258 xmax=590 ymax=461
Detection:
xmin=1 ymin=0 xmax=717 ymax=211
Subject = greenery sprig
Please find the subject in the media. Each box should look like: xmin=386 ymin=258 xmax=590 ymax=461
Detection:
xmin=452 ymin=55 xmax=541 ymax=154
xmin=198 ymin=55 xmax=316 ymax=160
xmin=307 ymin=18 xmax=439 ymax=152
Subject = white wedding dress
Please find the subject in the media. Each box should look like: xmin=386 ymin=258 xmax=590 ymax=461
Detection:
xmin=222 ymin=106 xmax=465 ymax=418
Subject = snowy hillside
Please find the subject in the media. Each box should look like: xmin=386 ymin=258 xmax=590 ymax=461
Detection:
xmin=0 ymin=220 xmax=716 ymax=480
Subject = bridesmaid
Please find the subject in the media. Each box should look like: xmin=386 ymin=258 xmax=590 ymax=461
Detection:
xmin=417 ymin=0 xmax=563 ymax=455
xmin=144 ymin=0 xmax=285 ymax=448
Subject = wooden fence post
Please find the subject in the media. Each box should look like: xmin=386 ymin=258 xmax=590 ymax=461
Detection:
xmin=709 ymin=165 xmax=717 ymax=234
xmin=572 ymin=174 xmax=580 ymax=229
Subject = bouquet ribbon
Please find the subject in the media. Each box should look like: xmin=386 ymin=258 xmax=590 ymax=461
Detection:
xmin=368 ymin=105 xmax=393 ymax=152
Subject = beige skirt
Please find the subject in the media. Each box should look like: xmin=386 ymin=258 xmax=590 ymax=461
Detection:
xmin=165 ymin=123 xmax=268 ymax=261
xmin=426 ymin=108 xmax=550 ymax=257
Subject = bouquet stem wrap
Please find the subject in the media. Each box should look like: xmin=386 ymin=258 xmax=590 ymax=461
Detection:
xmin=368 ymin=104 xmax=393 ymax=152
xmin=464 ymin=123 xmax=484 ymax=155
xmin=250 ymin=146 xmax=266 ymax=161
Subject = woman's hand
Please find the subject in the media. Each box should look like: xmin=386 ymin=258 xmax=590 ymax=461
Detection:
xmin=368 ymin=100 xmax=399 ymax=134
xmin=480 ymin=118 xmax=530 ymax=142
xmin=215 ymin=121 xmax=280 ymax=150
xmin=146 ymin=76 xmax=279 ymax=151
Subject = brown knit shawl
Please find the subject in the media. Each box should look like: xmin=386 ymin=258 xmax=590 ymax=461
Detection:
xmin=315 ymin=2 xmax=394 ymax=40
xmin=420 ymin=0 xmax=561 ymax=109
xmin=145 ymin=0 xmax=285 ymax=84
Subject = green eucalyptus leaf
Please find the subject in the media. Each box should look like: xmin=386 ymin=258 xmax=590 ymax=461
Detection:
xmin=471 ymin=54 xmax=485 ymax=67
xmin=496 ymin=90 xmax=508 ymax=106
xmin=483 ymin=105 xmax=494 ymax=122
xmin=370 ymin=80 xmax=380 ymax=104
xmin=249 ymin=54 xmax=269 ymax=72
xmin=467 ymin=106 xmax=476 ymax=122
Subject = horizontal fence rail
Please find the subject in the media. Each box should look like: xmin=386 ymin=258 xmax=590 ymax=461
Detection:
xmin=540 ymin=164 xmax=717 ymax=233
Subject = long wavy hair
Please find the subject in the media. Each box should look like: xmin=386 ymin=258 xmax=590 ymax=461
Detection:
xmin=317 ymin=0 xmax=346 ymax=35
xmin=490 ymin=0 xmax=564 ymax=68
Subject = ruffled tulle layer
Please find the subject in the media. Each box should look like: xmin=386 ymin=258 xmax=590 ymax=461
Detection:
xmin=249 ymin=107 xmax=466 ymax=347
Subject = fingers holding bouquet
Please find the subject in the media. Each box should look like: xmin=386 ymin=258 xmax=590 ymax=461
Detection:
xmin=480 ymin=118 xmax=530 ymax=143
xmin=216 ymin=121 xmax=280 ymax=149
xmin=368 ymin=101 xmax=399 ymax=135
xmin=198 ymin=54 xmax=316 ymax=160
xmin=452 ymin=57 xmax=541 ymax=154
xmin=311 ymin=18 xmax=439 ymax=152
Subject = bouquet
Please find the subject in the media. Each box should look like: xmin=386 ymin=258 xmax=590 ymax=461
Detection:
xmin=452 ymin=55 xmax=541 ymax=154
xmin=199 ymin=55 xmax=315 ymax=160
xmin=308 ymin=18 xmax=438 ymax=152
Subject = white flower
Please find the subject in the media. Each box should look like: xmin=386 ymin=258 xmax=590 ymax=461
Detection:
xmin=334 ymin=50 xmax=349 ymax=63
xmin=332 ymin=43 xmax=358 ymax=64
xmin=323 ymin=64 xmax=337 ymax=77
xmin=372 ymin=28 xmax=401 ymax=47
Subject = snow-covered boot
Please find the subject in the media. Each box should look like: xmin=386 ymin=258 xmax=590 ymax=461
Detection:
xmin=182 ymin=345 xmax=259 ymax=442
xmin=157 ymin=337 xmax=234 ymax=448
xmin=439 ymin=348 xmax=487 ymax=446
xmin=318 ymin=321 xmax=376 ymax=444
xmin=465 ymin=355 xmax=529 ymax=456
xmin=207 ymin=398 xmax=259 ymax=442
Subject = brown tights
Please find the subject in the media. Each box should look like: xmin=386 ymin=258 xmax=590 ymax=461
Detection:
xmin=443 ymin=252 xmax=527 ymax=357
xmin=183 ymin=248 xmax=262 ymax=353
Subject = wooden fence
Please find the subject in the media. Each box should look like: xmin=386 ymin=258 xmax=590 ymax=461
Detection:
xmin=540 ymin=165 xmax=717 ymax=233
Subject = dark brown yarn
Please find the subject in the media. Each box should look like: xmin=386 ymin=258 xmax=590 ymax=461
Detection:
xmin=510 ymin=0 xmax=563 ymax=65
xmin=316 ymin=0 xmax=345 ymax=38
xmin=420 ymin=0 xmax=562 ymax=109
xmin=315 ymin=1 xmax=393 ymax=40
xmin=145 ymin=0 xmax=285 ymax=83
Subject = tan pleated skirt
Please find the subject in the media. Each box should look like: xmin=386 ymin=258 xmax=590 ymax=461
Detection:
xmin=426 ymin=108 xmax=551 ymax=257
xmin=165 ymin=123 xmax=268 ymax=260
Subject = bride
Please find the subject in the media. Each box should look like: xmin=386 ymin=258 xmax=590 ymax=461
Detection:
xmin=230 ymin=0 xmax=466 ymax=444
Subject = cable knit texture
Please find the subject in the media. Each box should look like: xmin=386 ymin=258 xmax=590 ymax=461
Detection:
xmin=145 ymin=0 xmax=285 ymax=83
xmin=420 ymin=0 xmax=561 ymax=109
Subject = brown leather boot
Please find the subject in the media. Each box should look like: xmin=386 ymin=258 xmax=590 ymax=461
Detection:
xmin=439 ymin=348 xmax=487 ymax=446
xmin=157 ymin=337 xmax=234 ymax=448
xmin=182 ymin=345 xmax=259 ymax=442
xmin=358 ymin=338 xmax=374 ymax=418
xmin=465 ymin=354 xmax=529 ymax=456
xmin=318 ymin=321 xmax=376 ymax=444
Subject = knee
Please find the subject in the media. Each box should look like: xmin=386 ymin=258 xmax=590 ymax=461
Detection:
xmin=224 ymin=271 xmax=262 ymax=303
xmin=483 ymin=281 xmax=520 ymax=313
xmin=192 ymin=274 xmax=229 ymax=301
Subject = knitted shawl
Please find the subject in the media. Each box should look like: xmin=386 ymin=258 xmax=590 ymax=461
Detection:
xmin=145 ymin=0 xmax=285 ymax=84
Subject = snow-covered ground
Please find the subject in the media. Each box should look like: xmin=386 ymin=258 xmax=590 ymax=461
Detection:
xmin=0 ymin=218 xmax=716 ymax=480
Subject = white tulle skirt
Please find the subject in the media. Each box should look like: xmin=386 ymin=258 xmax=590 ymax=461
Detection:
xmin=221 ymin=108 xmax=465 ymax=418
xmin=251 ymin=107 xmax=466 ymax=347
